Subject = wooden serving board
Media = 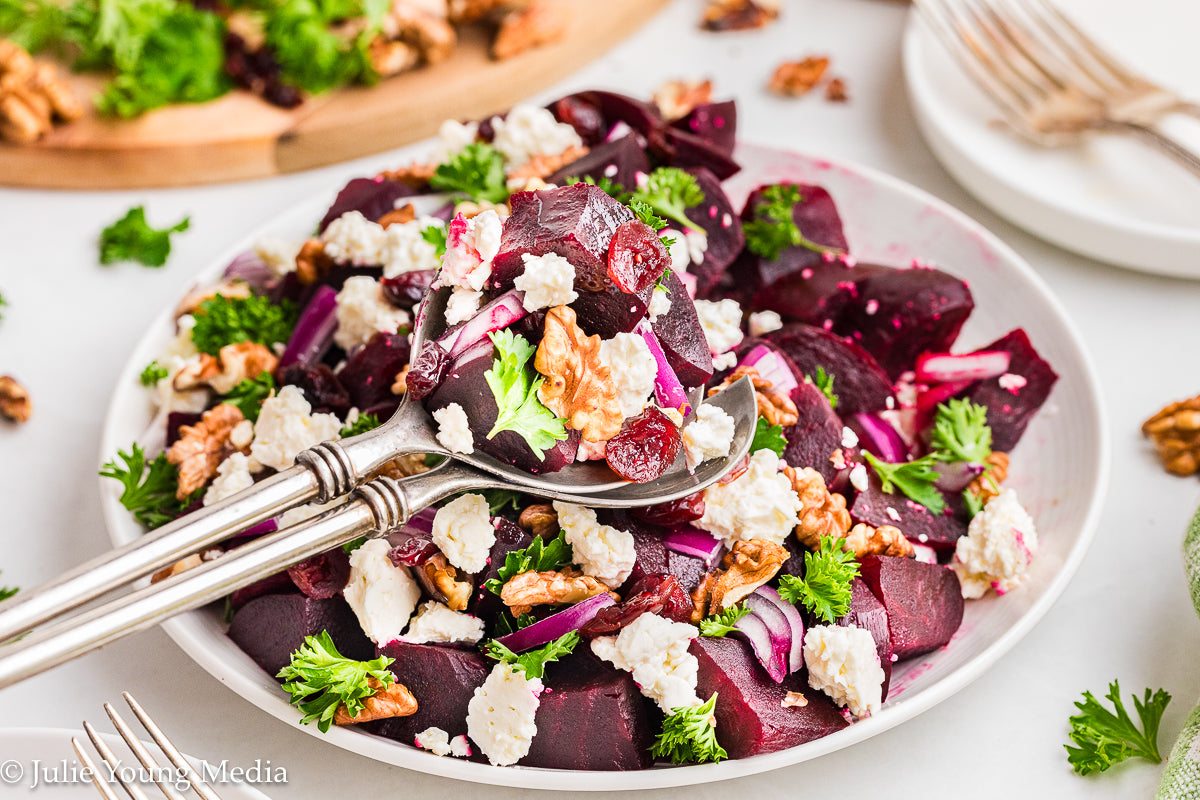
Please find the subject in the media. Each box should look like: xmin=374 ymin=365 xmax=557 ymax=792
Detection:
xmin=0 ymin=0 xmax=668 ymax=189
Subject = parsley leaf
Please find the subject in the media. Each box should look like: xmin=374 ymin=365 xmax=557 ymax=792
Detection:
xmin=777 ymin=534 xmax=859 ymax=623
xmin=699 ymin=604 xmax=750 ymax=637
xmin=1065 ymin=681 xmax=1171 ymax=776
xmin=420 ymin=224 xmax=447 ymax=258
xmin=430 ymin=142 xmax=510 ymax=205
xmin=481 ymin=488 xmax=521 ymax=515
xmin=340 ymin=411 xmax=381 ymax=438
xmin=100 ymin=443 xmax=195 ymax=529
xmin=223 ymin=372 xmax=277 ymax=422
xmin=743 ymin=184 xmax=843 ymax=261
xmin=806 ymin=366 xmax=838 ymax=410
xmin=751 ymin=417 xmax=787 ymax=457
xmin=0 ymin=289 xmax=6 ymax=322
xmin=962 ymin=488 xmax=984 ymax=519
xmin=651 ymin=693 xmax=727 ymax=764
xmin=191 ymin=295 xmax=298 ymax=356
xmin=139 ymin=360 xmax=169 ymax=386
xmin=629 ymin=197 xmax=669 ymax=231
xmin=277 ymin=631 xmax=396 ymax=733
xmin=484 ymin=631 xmax=579 ymax=680
xmin=0 ymin=572 xmax=17 ymax=603
xmin=484 ymin=329 xmax=568 ymax=460
xmin=631 ymin=167 xmax=704 ymax=230
xmin=493 ymin=611 xmax=537 ymax=636
xmin=863 ymin=451 xmax=946 ymax=515
xmin=99 ymin=206 xmax=190 ymax=267
xmin=483 ymin=530 xmax=573 ymax=595
xmin=342 ymin=537 xmax=366 ymax=554
xmin=930 ymin=398 xmax=992 ymax=463
xmin=258 ymin=0 xmax=386 ymax=94
xmin=566 ymin=175 xmax=632 ymax=204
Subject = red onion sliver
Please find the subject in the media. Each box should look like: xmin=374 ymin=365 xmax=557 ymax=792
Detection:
xmin=279 ymin=285 xmax=338 ymax=369
xmin=495 ymin=593 xmax=616 ymax=653
xmin=636 ymin=320 xmax=691 ymax=416
xmin=915 ymin=351 xmax=1011 ymax=384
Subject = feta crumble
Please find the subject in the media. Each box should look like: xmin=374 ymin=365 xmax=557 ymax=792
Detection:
xmin=382 ymin=216 xmax=445 ymax=278
xmin=202 ymin=453 xmax=254 ymax=507
xmin=445 ymin=287 xmax=484 ymax=325
xmin=433 ymin=402 xmax=474 ymax=454
xmin=712 ymin=351 xmax=737 ymax=371
xmin=693 ymin=298 xmax=744 ymax=355
xmin=466 ymin=663 xmax=543 ymax=766
xmin=682 ymin=227 xmax=708 ymax=265
xmin=682 ymin=403 xmax=735 ymax=467
xmin=414 ymin=727 xmax=473 ymax=758
xmin=748 ymin=310 xmax=783 ymax=337
xmin=647 ymin=286 xmax=672 ymax=321
xmin=952 ymin=489 xmax=1038 ymax=598
xmin=254 ymin=238 xmax=301 ymax=277
xmin=249 ymin=385 xmax=342 ymax=472
xmin=849 ymin=463 xmax=868 ymax=492
xmin=333 ymin=275 xmax=409 ymax=351
xmin=696 ymin=449 xmax=803 ymax=547
xmin=590 ymin=613 xmax=701 ymax=713
xmin=431 ymin=118 xmax=479 ymax=163
xmin=666 ymin=234 xmax=692 ymax=273
xmin=321 ymin=211 xmax=388 ymax=266
xmin=599 ymin=332 xmax=657 ymax=419
xmin=804 ymin=624 xmax=885 ymax=717
xmin=401 ymin=600 xmax=484 ymax=645
xmin=490 ymin=104 xmax=583 ymax=169
xmin=432 ymin=493 xmax=496 ymax=573
xmin=439 ymin=210 xmax=502 ymax=291
xmin=344 ymin=539 xmax=422 ymax=645
xmin=514 ymin=252 xmax=578 ymax=312
xmin=553 ymin=501 xmax=636 ymax=587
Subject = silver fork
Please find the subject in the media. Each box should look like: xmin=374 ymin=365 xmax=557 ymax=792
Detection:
xmin=71 ymin=693 xmax=222 ymax=800
xmin=916 ymin=0 xmax=1200 ymax=178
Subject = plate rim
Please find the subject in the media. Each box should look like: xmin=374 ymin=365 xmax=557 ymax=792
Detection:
xmin=97 ymin=140 xmax=1110 ymax=791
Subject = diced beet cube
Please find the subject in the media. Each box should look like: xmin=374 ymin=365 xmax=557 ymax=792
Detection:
xmin=782 ymin=379 xmax=845 ymax=484
xmin=471 ymin=517 xmax=533 ymax=623
xmin=858 ymin=555 xmax=964 ymax=661
xmin=666 ymin=550 xmax=708 ymax=594
xmin=691 ymin=637 xmax=848 ymax=758
xmin=318 ymin=177 xmax=417 ymax=232
xmin=651 ymin=269 xmax=714 ymax=388
xmin=838 ymin=578 xmax=894 ymax=700
xmin=850 ymin=470 xmax=966 ymax=551
xmin=587 ymin=90 xmax=664 ymax=137
xmin=229 ymin=571 xmax=294 ymax=610
xmin=337 ymin=331 xmax=410 ymax=410
xmin=363 ymin=640 xmax=489 ymax=745
xmin=671 ymin=100 xmax=737 ymax=156
xmin=278 ymin=363 xmax=351 ymax=417
xmin=653 ymin=126 xmax=740 ymax=181
xmin=749 ymin=259 xmax=888 ymax=325
xmin=287 ymin=548 xmax=350 ymax=600
xmin=764 ymin=324 xmax=894 ymax=415
xmin=683 ymin=168 xmax=745 ymax=297
xmin=960 ymin=328 xmax=1058 ymax=452
xmin=546 ymin=134 xmax=650 ymax=193
xmin=605 ymin=407 xmax=682 ymax=483
xmin=228 ymin=594 xmax=373 ymax=678
xmin=608 ymin=219 xmax=671 ymax=294
xmin=570 ymin=276 xmax=655 ymax=339
xmin=549 ymin=94 xmax=607 ymax=143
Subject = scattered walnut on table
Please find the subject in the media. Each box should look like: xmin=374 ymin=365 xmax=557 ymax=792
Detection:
xmin=701 ymin=0 xmax=779 ymax=31
xmin=334 ymin=678 xmax=418 ymax=725
xmin=501 ymin=567 xmax=615 ymax=617
xmin=166 ymin=404 xmax=248 ymax=500
xmin=492 ymin=2 xmax=568 ymax=60
xmin=506 ymin=144 xmax=589 ymax=182
xmin=785 ymin=465 xmax=852 ymax=549
xmin=518 ymin=503 xmax=560 ymax=539
xmin=844 ymin=522 xmax=914 ymax=559
xmin=653 ymin=79 xmax=713 ymax=121
xmin=769 ymin=56 xmax=831 ymax=97
xmin=367 ymin=37 xmax=420 ymax=78
xmin=535 ymin=305 xmax=622 ymax=442
xmin=709 ymin=365 xmax=799 ymax=427
xmin=825 ymin=77 xmax=849 ymax=102
xmin=1143 ymin=395 xmax=1200 ymax=476
xmin=0 ymin=375 xmax=31 ymax=423
xmin=447 ymin=0 xmax=507 ymax=25
xmin=173 ymin=341 xmax=279 ymax=395
xmin=707 ymin=539 xmax=788 ymax=611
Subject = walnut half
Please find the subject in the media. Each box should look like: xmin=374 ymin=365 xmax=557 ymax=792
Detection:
xmin=500 ymin=568 xmax=615 ymax=617
xmin=166 ymin=404 xmax=247 ymax=500
xmin=0 ymin=375 xmax=31 ymax=423
xmin=1143 ymin=395 xmax=1200 ymax=476
xmin=708 ymin=539 xmax=788 ymax=611
xmin=334 ymin=678 xmax=418 ymax=725
xmin=709 ymin=364 xmax=798 ymax=427
xmin=785 ymin=465 xmax=852 ymax=549
xmin=844 ymin=523 xmax=914 ymax=559
xmin=535 ymin=305 xmax=622 ymax=442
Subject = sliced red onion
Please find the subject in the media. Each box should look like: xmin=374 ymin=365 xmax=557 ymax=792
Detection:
xmin=279 ymin=285 xmax=338 ymax=369
xmin=916 ymin=351 xmax=1011 ymax=384
xmin=405 ymin=506 xmax=438 ymax=534
xmin=496 ymin=593 xmax=616 ymax=652
xmin=851 ymin=412 xmax=908 ymax=463
xmin=223 ymin=251 xmax=273 ymax=291
xmin=636 ymin=320 xmax=691 ymax=416
xmin=751 ymin=586 xmax=805 ymax=674
xmin=663 ymin=527 xmax=723 ymax=568
xmin=230 ymin=518 xmax=278 ymax=540
xmin=732 ymin=609 xmax=788 ymax=683
xmin=738 ymin=344 xmax=799 ymax=394
xmin=436 ymin=289 xmax=528 ymax=359
xmin=933 ymin=461 xmax=986 ymax=492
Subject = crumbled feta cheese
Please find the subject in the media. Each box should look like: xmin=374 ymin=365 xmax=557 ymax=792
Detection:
xmin=748 ymin=310 xmax=783 ymax=337
xmin=553 ymin=501 xmax=636 ymax=587
xmin=382 ymin=217 xmax=445 ymax=278
xmin=466 ymin=663 xmax=543 ymax=766
xmin=666 ymin=233 xmax=692 ymax=273
xmin=439 ymin=210 xmax=502 ymax=291
xmin=696 ymin=449 xmax=803 ymax=547
xmin=431 ymin=118 xmax=479 ymax=163
xmin=344 ymin=539 xmax=422 ymax=645
xmin=682 ymin=403 xmax=735 ymax=467
xmin=333 ymin=275 xmax=409 ymax=351
xmin=849 ymin=463 xmax=868 ymax=492
xmin=693 ymin=298 xmax=744 ymax=355
xmin=249 ymin=385 xmax=342 ymax=472
xmin=321 ymin=211 xmax=388 ymax=266
xmin=202 ymin=453 xmax=254 ymax=506
xmin=590 ymin=613 xmax=700 ymax=713
xmin=490 ymin=104 xmax=583 ymax=169
xmin=415 ymin=727 xmax=453 ymax=756
xmin=229 ymin=419 xmax=255 ymax=450
xmin=682 ymin=227 xmax=708 ymax=266
xmin=514 ymin=252 xmax=578 ymax=312
xmin=647 ymin=286 xmax=672 ymax=321
xmin=166 ymin=315 xmax=199 ymax=362
xmin=432 ymin=493 xmax=496 ymax=573
xmin=952 ymin=489 xmax=1038 ymax=598
xmin=712 ymin=351 xmax=738 ymax=371
xmin=998 ymin=372 xmax=1028 ymax=393
xmin=445 ymin=287 xmax=483 ymax=325
xmin=841 ymin=426 xmax=859 ymax=449
xmin=804 ymin=624 xmax=885 ymax=717
xmin=599 ymin=332 xmax=657 ymax=419
xmin=433 ymin=402 xmax=474 ymax=454
xmin=254 ymin=238 xmax=301 ymax=277
xmin=401 ymin=600 xmax=484 ymax=645
xmin=450 ymin=736 xmax=471 ymax=757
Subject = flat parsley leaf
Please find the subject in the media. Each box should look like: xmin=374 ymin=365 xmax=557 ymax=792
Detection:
xmin=493 ymin=611 xmax=537 ymax=636
xmin=99 ymin=206 xmax=190 ymax=267
xmin=191 ymin=295 xmax=298 ymax=356
xmin=631 ymin=167 xmax=704 ymax=230
xmin=139 ymin=360 xmax=169 ymax=386
xmin=483 ymin=530 xmax=573 ymax=595
xmin=743 ymin=183 xmax=843 ymax=261
xmin=430 ymin=142 xmax=510 ymax=205
xmin=100 ymin=443 xmax=196 ymax=529
xmin=277 ymin=631 xmax=396 ymax=733
xmin=223 ymin=372 xmax=277 ymax=422
xmin=0 ymin=571 xmax=17 ymax=602
xmin=699 ymin=604 xmax=750 ymax=638
xmin=566 ymin=174 xmax=632 ymax=204
xmin=806 ymin=366 xmax=838 ymax=410
xmin=484 ymin=329 xmax=568 ymax=460
xmin=778 ymin=534 xmax=859 ymax=623
xmin=1065 ymin=681 xmax=1171 ymax=776
xmin=930 ymin=398 xmax=992 ymax=463
xmin=340 ymin=411 xmax=381 ymax=438
xmin=751 ymin=417 xmax=787 ymax=457
xmin=420 ymin=224 xmax=447 ymax=258
xmin=484 ymin=631 xmax=580 ymax=680
xmin=651 ymin=693 xmax=727 ymax=764
xmin=863 ymin=451 xmax=946 ymax=515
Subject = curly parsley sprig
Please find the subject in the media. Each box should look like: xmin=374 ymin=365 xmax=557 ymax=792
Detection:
xmin=483 ymin=530 xmax=573 ymax=595
xmin=651 ymin=694 xmax=727 ymax=764
xmin=340 ymin=411 xmax=381 ymax=438
xmin=223 ymin=372 xmax=277 ymax=422
xmin=190 ymin=295 xmax=298 ymax=356
xmin=430 ymin=142 xmax=510 ymax=205
xmin=139 ymin=360 xmax=169 ymax=386
xmin=100 ymin=206 xmax=190 ymax=267
xmin=484 ymin=330 xmax=568 ymax=460
xmin=1065 ymin=681 xmax=1171 ymax=776
xmin=750 ymin=417 xmax=787 ymax=457
xmin=278 ymin=631 xmax=396 ymax=733
xmin=100 ymin=443 xmax=196 ymax=529
xmin=806 ymin=366 xmax=838 ymax=410
xmin=778 ymin=534 xmax=859 ymax=623
xmin=743 ymin=184 xmax=844 ymax=261
xmin=631 ymin=167 xmax=704 ymax=231
xmin=930 ymin=398 xmax=992 ymax=463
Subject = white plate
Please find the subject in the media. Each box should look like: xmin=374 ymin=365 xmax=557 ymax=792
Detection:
xmin=903 ymin=0 xmax=1200 ymax=278
xmin=0 ymin=728 xmax=271 ymax=799
xmin=99 ymin=142 xmax=1109 ymax=790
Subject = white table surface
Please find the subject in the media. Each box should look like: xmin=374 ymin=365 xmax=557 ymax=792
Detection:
xmin=2 ymin=1 xmax=1200 ymax=797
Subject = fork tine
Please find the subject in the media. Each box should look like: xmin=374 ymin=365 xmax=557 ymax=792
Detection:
xmin=958 ymin=0 xmax=1067 ymax=100
xmin=83 ymin=720 xmax=152 ymax=800
xmin=72 ymin=737 xmax=124 ymax=800
xmin=123 ymin=693 xmax=223 ymax=800
xmin=104 ymin=703 xmax=188 ymax=800
xmin=1022 ymin=0 xmax=1140 ymax=89
xmin=971 ymin=0 xmax=1073 ymax=90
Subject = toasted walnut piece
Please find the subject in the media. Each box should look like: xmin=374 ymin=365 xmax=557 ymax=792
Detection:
xmin=173 ymin=354 xmax=220 ymax=391
xmin=378 ymin=162 xmax=437 ymax=189
xmin=844 ymin=523 xmax=914 ymax=559
xmin=378 ymin=203 xmax=417 ymax=228
xmin=391 ymin=365 xmax=410 ymax=395
xmin=166 ymin=404 xmax=247 ymax=500
xmin=505 ymin=144 xmax=588 ymax=181
xmin=492 ymin=2 xmax=567 ymax=60
xmin=295 ymin=238 xmax=334 ymax=285
xmin=174 ymin=279 xmax=254 ymax=319
xmin=422 ymin=554 xmax=472 ymax=611
xmin=968 ymin=451 xmax=1010 ymax=503
xmin=453 ymin=198 xmax=511 ymax=219
xmin=708 ymin=539 xmax=788 ymax=611
xmin=375 ymin=453 xmax=431 ymax=480
xmin=334 ymin=678 xmax=418 ymax=725
xmin=174 ymin=342 xmax=279 ymax=395
xmin=150 ymin=549 xmax=222 ymax=584
xmin=447 ymin=0 xmax=507 ymax=25
xmin=769 ymin=56 xmax=831 ymax=97
xmin=825 ymin=77 xmax=848 ymax=103
xmin=0 ymin=375 xmax=31 ymax=423
xmin=501 ymin=568 xmax=615 ymax=617
xmin=653 ymin=79 xmax=713 ymax=121
xmin=518 ymin=503 xmax=559 ymax=539
xmin=31 ymin=62 xmax=83 ymax=120
xmin=785 ymin=465 xmax=852 ymax=550
xmin=710 ymin=365 xmax=799 ymax=427
xmin=386 ymin=7 xmax=456 ymax=66
xmin=367 ymin=36 xmax=420 ymax=77
xmin=701 ymin=0 xmax=779 ymax=31
xmin=0 ymin=41 xmax=33 ymax=77
xmin=690 ymin=571 xmax=717 ymax=624
xmin=1144 ymin=395 xmax=1200 ymax=476
xmin=535 ymin=305 xmax=622 ymax=442
xmin=781 ymin=691 xmax=808 ymax=708
xmin=0 ymin=41 xmax=82 ymax=143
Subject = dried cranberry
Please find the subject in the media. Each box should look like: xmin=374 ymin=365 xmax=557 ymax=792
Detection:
xmin=605 ymin=407 xmax=682 ymax=483
xmin=579 ymin=574 xmax=692 ymax=638
xmin=551 ymin=96 xmax=606 ymax=143
xmin=405 ymin=341 xmax=450 ymax=400
xmin=381 ymin=270 xmax=436 ymax=312
xmin=389 ymin=533 xmax=439 ymax=567
xmin=287 ymin=550 xmax=350 ymax=599
xmin=631 ymin=491 xmax=706 ymax=527
xmin=338 ymin=331 xmax=411 ymax=409
xmin=223 ymin=32 xmax=304 ymax=110
xmin=278 ymin=363 xmax=351 ymax=417
xmin=509 ymin=309 xmax=548 ymax=346
xmin=607 ymin=219 xmax=670 ymax=294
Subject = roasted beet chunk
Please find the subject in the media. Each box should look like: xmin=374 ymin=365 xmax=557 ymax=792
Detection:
xmin=671 ymin=99 xmax=737 ymax=156
xmin=960 ymin=328 xmax=1058 ymax=452
xmin=764 ymin=323 xmax=893 ymax=414
xmin=851 ymin=470 xmax=966 ymax=551
xmin=782 ymin=379 xmax=845 ymax=484
xmin=858 ymin=556 xmax=964 ymax=661
xmin=608 ymin=219 xmax=671 ymax=294
xmin=228 ymin=594 xmax=372 ymax=677
xmin=605 ymin=407 xmax=682 ymax=483
xmin=549 ymin=93 xmax=607 ymax=143
xmin=651 ymin=269 xmax=714 ymax=388
xmin=278 ymin=363 xmax=351 ymax=417
xmin=287 ymin=548 xmax=350 ymax=599
xmin=546 ymin=134 xmax=650 ymax=193
xmin=683 ymin=167 xmax=745 ymax=297
xmin=318 ymin=177 xmax=417 ymax=233
xmin=570 ymin=276 xmax=655 ymax=339
xmin=363 ymin=641 xmax=488 ymax=744
xmin=337 ymin=331 xmax=410 ymax=410
xmin=653 ymin=126 xmax=740 ymax=181
xmin=838 ymin=578 xmax=894 ymax=700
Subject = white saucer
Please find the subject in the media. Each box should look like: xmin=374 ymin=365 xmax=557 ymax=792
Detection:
xmin=903 ymin=0 xmax=1200 ymax=278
